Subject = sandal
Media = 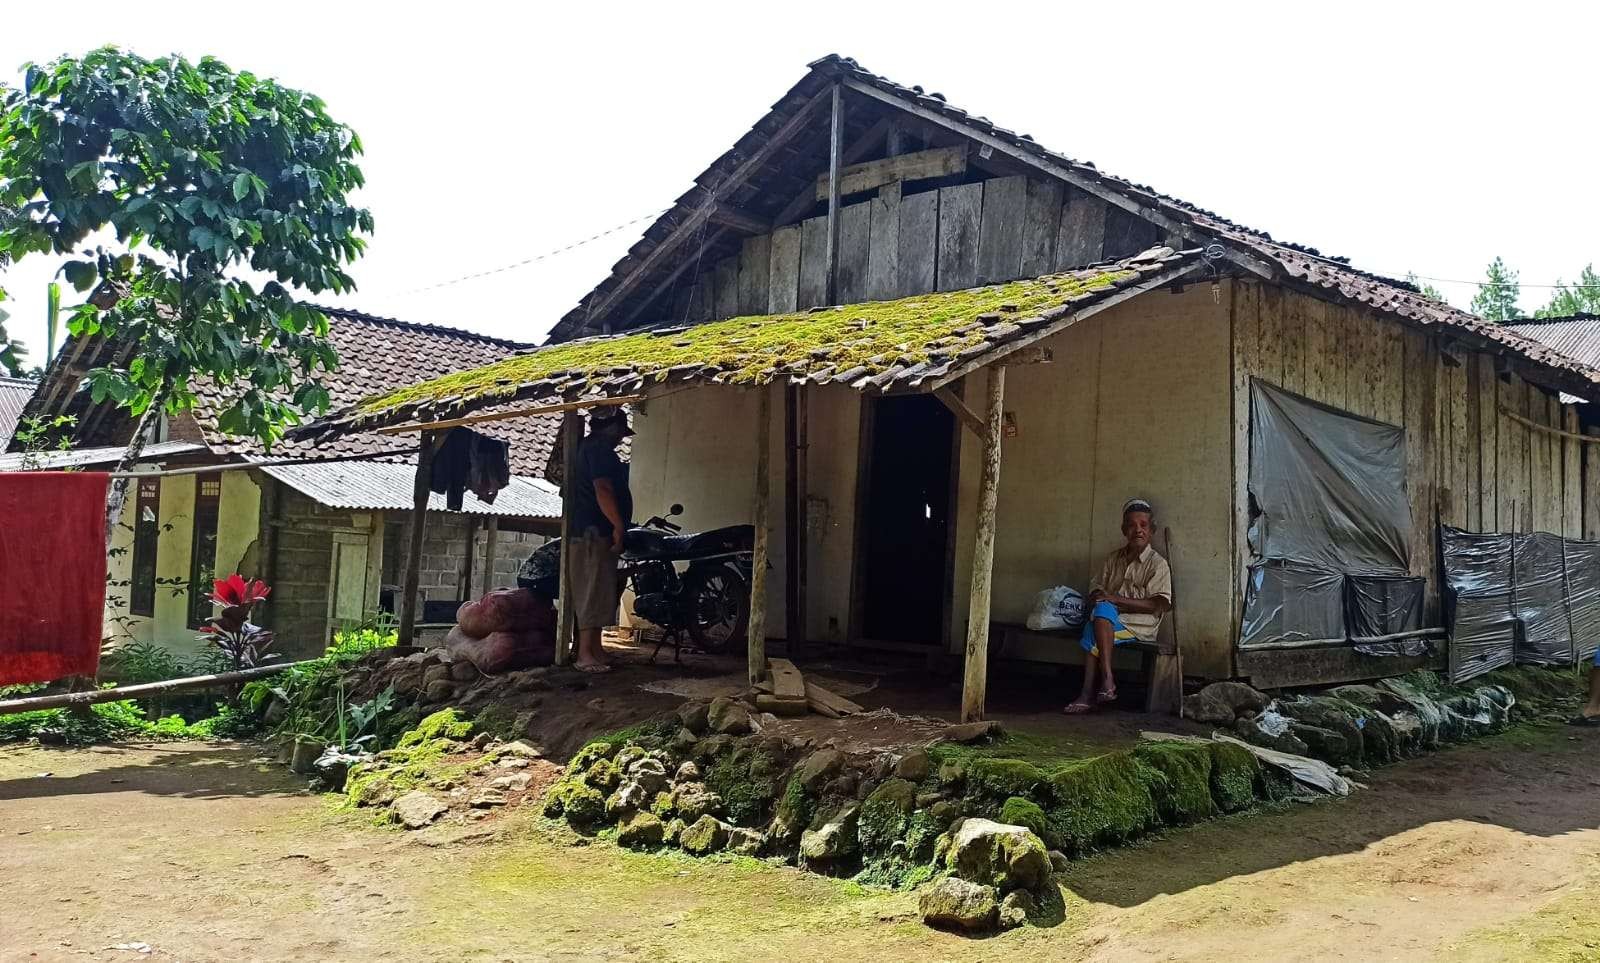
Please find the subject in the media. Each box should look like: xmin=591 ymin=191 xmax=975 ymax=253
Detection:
xmin=1063 ymin=701 xmax=1094 ymax=715
xmin=575 ymin=662 xmax=613 ymax=674
xmin=1096 ymin=688 xmax=1119 ymax=704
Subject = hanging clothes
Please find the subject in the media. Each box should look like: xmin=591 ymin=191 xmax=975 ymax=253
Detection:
xmin=0 ymin=472 xmax=109 ymax=685
xmin=429 ymin=427 xmax=512 ymax=511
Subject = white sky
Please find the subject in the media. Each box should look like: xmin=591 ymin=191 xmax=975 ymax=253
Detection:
xmin=2 ymin=1 xmax=1597 ymax=368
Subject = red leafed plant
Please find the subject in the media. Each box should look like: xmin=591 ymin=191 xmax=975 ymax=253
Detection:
xmin=200 ymin=573 xmax=276 ymax=671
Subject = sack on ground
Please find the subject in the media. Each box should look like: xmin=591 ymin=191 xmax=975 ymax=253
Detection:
xmin=1025 ymin=585 xmax=1085 ymax=631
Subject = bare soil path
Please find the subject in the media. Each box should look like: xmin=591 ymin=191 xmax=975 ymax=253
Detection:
xmin=2 ymin=723 xmax=1596 ymax=962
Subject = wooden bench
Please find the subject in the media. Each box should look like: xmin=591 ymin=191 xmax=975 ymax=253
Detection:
xmin=992 ymin=622 xmax=1163 ymax=697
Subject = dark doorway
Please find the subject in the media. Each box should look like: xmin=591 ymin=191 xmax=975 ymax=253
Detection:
xmin=860 ymin=394 xmax=955 ymax=643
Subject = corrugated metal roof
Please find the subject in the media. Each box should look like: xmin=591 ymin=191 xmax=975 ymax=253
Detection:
xmin=0 ymin=376 xmax=37 ymax=448
xmin=1508 ymin=316 xmax=1600 ymax=371
xmin=0 ymin=439 xmax=206 ymax=472
xmin=261 ymin=461 xmax=561 ymax=519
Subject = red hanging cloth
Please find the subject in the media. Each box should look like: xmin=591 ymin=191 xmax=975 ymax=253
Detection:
xmin=0 ymin=472 xmax=109 ymax=685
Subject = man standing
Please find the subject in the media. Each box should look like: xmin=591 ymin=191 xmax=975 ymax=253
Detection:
xmin=1065 ymin=498 xmax=1172 ymax=713
xmin=568 ymin=407 xmax=633 ymax=672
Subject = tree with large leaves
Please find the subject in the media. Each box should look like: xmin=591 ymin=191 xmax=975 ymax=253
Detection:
xmin=0 ymin=47 xmax=373 ymax=465
xmin=0 ymin=205 xmax=26 ymax=375
xmin=1535 ymin=263 xmax=1600 ymax=318
xmin=1469 ymin=256 xmax=1523 ymax=322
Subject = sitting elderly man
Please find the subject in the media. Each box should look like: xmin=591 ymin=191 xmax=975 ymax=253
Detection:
xmin=1064 ymin=498 xmax=1172 ymax=714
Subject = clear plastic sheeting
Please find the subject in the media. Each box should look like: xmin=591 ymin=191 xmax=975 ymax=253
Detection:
xmin=1248 ymin=381 xmax=1412 ymax=575
xmin=1513 ymin=533 xmax=1571 ymax=666
xmin=1240 ymin=561 xmax=1345 ymax=648
xmin=1441 ymin=526 xmax=1597 ymax=682
xmin=1568 ymin=540 xmax=1600 ymax=665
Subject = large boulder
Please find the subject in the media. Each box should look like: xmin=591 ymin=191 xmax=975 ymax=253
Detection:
xmin=858 ymin=777 xmax=916 ymax=852
xmin=919 ymin=877 xmax=1000 ymax=933
xmin=799 ymin=805 xmax=860 ymax=871
xmin=1288 ymin=722 xmax=1350 ymax=766
xmin=679 ymin=815 xmax=730 ymax=856
xmin=617 ymin=811 xmax=665 ymax=849
xmin=1183 ymin=682 xmax=1271 ymax=724
xmin=1281 ymin=698 xmax=1364 ymax=765
xmin=945 ymin=818 xmax=1050 ymax=893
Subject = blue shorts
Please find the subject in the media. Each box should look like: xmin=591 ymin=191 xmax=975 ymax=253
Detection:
xmin=1080 ymin=601 xmax=1140 ymax=655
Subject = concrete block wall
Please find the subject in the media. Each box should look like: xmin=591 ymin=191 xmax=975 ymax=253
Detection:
xmin=382 ymin=515 xmax=545 ymax=612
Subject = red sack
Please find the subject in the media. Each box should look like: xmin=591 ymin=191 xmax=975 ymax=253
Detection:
xmin=0 ymin=472 xmax=109 ymax=685
xmin=456 ymin=588 xmax=538 ymax=636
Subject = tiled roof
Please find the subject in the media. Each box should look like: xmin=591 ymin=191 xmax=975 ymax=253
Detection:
xmin=552 ymin=55 xmax=1600 ymax=400
xmin=1507 ymin=315 xmax=1600 ymax=372
xmin=0 ymin=376 xmax=36 ymax=447
xmin=304 ymin=248 xmax=1201 ymax=435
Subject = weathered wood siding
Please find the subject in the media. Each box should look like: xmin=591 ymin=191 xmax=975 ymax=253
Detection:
xmin=678 ymin=175 xmax=1172 ymax=320
xmin=1230 ymin=281 xmax=1589 ymax=646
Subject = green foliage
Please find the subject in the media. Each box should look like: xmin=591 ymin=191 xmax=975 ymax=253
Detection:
xmin=1470 ymin=256 xmax=1523 ymax=322
xmin=0 ymin=694 xmax=222 ymax=745
xmin=0 ymin=47 xmax=373 ymax=447
xmin=344 ymin=708 xmax=492 ymax=812
xmin=705 ymin=747 xmax=784 ymax=827
xmin=356 ymin=271 xmax=1135 ymax=418
xmin=396 ymin=708 xmax=474 ymax=749
xmin=1535 ymin=263 xmax=1600 ymax=318
xmin=108 ymin=639 xmax=189 ymax=684
xmin=998 ymin=796 xmax=1050 ymax=839
xmin=1207 ymin=742 xmax=1262 ymax=813
xmin=11 ymin=413 xmax=76 ymax=470
xmin=327 ymin=615 xmax=398 ymax=659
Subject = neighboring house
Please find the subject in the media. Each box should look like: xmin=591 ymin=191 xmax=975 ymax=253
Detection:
xmin=1509 ymin=315 xmax=1600 ymax=372
xmin=0 ymin=375 xmax=35 ymax=448
xmin=311 ymin=55 xmax=1600 ymax=695
xmin=7 ymin=309 xmax=561 ymax=660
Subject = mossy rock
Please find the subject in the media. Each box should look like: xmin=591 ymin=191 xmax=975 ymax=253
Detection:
xmin=1133 ymin=742 xmax=1216 ymax=825
xmin=771 ymin=777 xmax=814 ymax=842
xmin=583 ymin=758 xmax=623 ymax=792
xmin=998 ymin=796 xmax=1050 ymax=843
xmin=472 ymin=704 xmax=521 ymax=741
xmin=963 ymin=757 xmax=1049 ymax=802
xmin=567 ymin=739 xmax=620 ymax=773
xmin=395 ymin=708 xmax=473 ymax=749
xmin=1283 ymin=698 xmax=1365 ymax=765
xmin=1207 ymin=742 xmax=1262 ymax=813
xmin=373 ymin=704 xmax=424 ymax=750
xmin=1288 ymin=722 xmax=1349 ymax=765
xmin=858 ymin=777 xmax=916 ymax=853
xmin=903 ymin=807 xmax=948 ymax=862
xmin=705 ymin=743 xmax=784 ymax=826
xmin=1043 ymin=753 xmax=1158 ymax=854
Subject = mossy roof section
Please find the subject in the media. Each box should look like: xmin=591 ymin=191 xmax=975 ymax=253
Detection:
xmin=307 ymin=249 xmax=1198 ymax=435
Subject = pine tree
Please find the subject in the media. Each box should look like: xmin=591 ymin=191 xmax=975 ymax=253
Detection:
xmin=1535 ymin=264 xmax=1600 ymax=317
xmin=1469 ymin=257 xmax=1522 ymax=322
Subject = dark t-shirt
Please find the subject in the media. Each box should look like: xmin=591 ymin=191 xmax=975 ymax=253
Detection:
xmin=572 ymin=435 xmax=632 ymax=535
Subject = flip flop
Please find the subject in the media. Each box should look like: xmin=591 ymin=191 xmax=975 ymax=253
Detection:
xmin=1096 ymin=689 xmax=1119 ymax=704
xmin=1063 ymin=701 xmax=1094 ymax=715
xmin=1567 ymin=714 xmax=1600 ymax=727
xmin=575 ymin=663 xmax=613 ymax=674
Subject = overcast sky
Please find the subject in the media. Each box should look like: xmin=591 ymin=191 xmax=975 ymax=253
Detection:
xmin=2 ymin=1 xmax=1597 ymax=367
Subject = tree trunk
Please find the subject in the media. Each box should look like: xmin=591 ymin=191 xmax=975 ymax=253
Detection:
xmin=104 ymin=380 xmax=171 ymax=539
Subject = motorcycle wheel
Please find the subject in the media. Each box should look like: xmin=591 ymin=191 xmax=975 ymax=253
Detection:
xmin=685 ymin=563 xmax=750 ymax=653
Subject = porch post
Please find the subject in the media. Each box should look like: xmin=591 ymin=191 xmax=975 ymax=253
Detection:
xmin=481 ymin=516 xmax=499 ymax=596
xmin=961 ymin=366 xmax=1006 ymax=723
xmin=749 ymin=386 xmax=772 ymax=685
xmin=398 ymin=430 xmax=438 ymax=646
xmin=824 ymin=83 xmax=843 ymax=304
xmin=784 ymin=384 xmax=808 ymax=657
xmin=554 ymin=412 xmax=581 ymax=666
xmin=458 ymin=516 xmax=478 ymax=600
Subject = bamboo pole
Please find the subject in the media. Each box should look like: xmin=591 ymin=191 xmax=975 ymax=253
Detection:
xmin=961 ymin=366 xmax=1006 ymax=723
xmin=374 ymin=394 xmax=645 ymax=436
xmin=397 ymin=431 xmax=437 ymax=646
xmin=749 ymin=387 xmax=772 ymax=685
xmin=0 ymin=661 xmax=311 ymax=716
xmin=553 ymin=412 xmax=581 ymax=666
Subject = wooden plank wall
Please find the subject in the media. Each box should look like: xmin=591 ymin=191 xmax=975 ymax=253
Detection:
xmin=680 ymin=175 xmax=1162 ymax=320
xmin=1234 ymin=281 xmax=1590 ymax=638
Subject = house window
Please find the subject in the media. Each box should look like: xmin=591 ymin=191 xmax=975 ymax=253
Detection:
xmin=129 ymin=477 xmax=161 ymax=617
xmin=187 ymin=475 xmax=222 ymax=629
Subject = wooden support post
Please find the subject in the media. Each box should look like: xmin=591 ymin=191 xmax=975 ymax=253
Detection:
xmin=824 ymin=84 xmax=843 ymax=305
xmin=784 ymin=385 xmax=809 ymax=657
xmin=397 ymin=430 xmax=437 ymax=646
xmin=749 ymin=387 xmax=773 ymax=685
xmin=554 ymin=412 xmax=581 ymax=666
xmin=961 ymin=366 xmax=1006 ymax=723
xmin=458 ymin=516 xmax=478 ymax=600
xmin=481 ymin=516 xmax=499 ymax=596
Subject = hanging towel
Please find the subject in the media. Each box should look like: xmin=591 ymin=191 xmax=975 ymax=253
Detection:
xmin=0 ymin=472 xmax=109 ymax=685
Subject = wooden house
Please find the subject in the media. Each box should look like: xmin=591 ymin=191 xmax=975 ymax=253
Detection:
xmin=305 ymin=56 xmax=1600 ymax=708
xmin=8 ymin=309 xmax=562 ymax=660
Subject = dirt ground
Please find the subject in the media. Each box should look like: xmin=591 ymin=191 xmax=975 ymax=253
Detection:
xmin=3 ymin=720 xmax=1597 ymax=962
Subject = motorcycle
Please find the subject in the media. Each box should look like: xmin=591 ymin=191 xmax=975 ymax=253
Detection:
xmin=518 ymin=504 xmax=755 ymax=657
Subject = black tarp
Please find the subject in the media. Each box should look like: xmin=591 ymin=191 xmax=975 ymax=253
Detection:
xmin=1513 ymin=532 xmax=1571 ymax=666
xmin=1568 ymin=540 xmax=1600 ymax=665
xmin=1441 ymin=527 xmax=1517 ymax=681
xmin=1241 ymin=381 xmax=1414 ymax=648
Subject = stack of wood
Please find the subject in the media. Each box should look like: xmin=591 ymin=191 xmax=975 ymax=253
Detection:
xmin=753 ymin=657 xmax=863 ymax=718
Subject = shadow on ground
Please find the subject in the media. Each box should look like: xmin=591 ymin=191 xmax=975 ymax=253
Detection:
xmin=0 ymin=741 xmax=304 ymax=803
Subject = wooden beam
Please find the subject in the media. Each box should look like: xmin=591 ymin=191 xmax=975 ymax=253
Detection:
xmin=749 ymin=386 xmax=772 ymax=685
xmin=481 ymin=516 xmax=499 ymax=596
xmin=784 ymin=385 xmax=808 ymax=654
xmin=960 ymin=366 xmax=1005 ymax=723
xmin=554 ymin=412 xmax=581 ymax=666
xmin=458 ymin=516 xmax=479 ymax=600
xmin=375 ymin=395 xmax=645 ymax=435
xmin=397 ymin=431 xmax=438 ymax=646
xmin=774 ymin=115 xmax=895 ymax=227
xmin=934 ymin=386 xmax=985 ymax=439
xmin=837 ymin=76 xmax=1279 ymax=282
xmin=708 ymin=203 xmax=771 ymax=236
xmin=583 ymin=88 xmax=833 ymax=325
xmin=812 ymin=145 xmax=967 ymax=201
xmin=623 ymin=227 xmax=730 ymax=325
xmin=824 ymin=84 xmax=844 ymax=306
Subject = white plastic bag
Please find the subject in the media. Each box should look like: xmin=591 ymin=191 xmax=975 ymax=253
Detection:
xmin=1025 ymin=585 xmax=1085 ymax=631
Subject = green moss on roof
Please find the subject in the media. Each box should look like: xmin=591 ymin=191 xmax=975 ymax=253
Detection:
xmin=356 ymin=270 xmax=1135 ymax=415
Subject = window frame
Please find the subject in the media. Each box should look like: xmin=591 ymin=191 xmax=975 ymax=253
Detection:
xmin=187 ymin=474 xmax=223 ymax=629
xmin=128 ymin=476 xmax=161 ymax=618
